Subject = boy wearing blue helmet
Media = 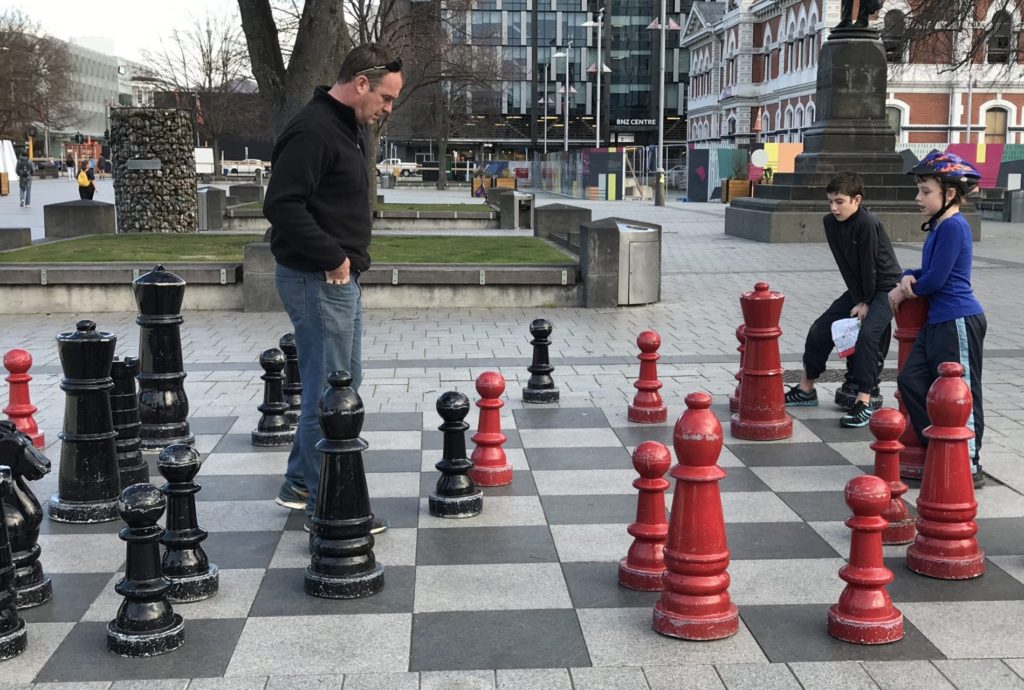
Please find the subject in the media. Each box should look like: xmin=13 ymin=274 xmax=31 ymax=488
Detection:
xmin=890 ymin=151 xmax=987 ymax=488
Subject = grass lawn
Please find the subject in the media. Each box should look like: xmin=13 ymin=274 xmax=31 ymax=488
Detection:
xmin=0 ymin=234 xmax=573 ymax=265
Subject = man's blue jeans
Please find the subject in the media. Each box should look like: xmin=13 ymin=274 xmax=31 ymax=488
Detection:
xmin=275 ymin=263 xmax=363 ymax=511
xmin=18 ymin=180 xmax=31 ymax=206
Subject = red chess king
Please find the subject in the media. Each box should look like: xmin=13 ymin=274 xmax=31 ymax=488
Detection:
xmin=828 ymin=474 xmax=904 ymax=645
xmin=468 ymin=371 xmax=513 ymax=487
xmin=906 ymin=362 xmax=985 ymax=580
xmin=894 ymin=298 xmax=929 ymax=480
xmin=653 ymin=392 xmax=739 ymax=640
xmin=728 ymin=324 xmax=746 ymax=415
xmin=3 ymin=349 xmax=45 ymax=449
xmin=870 ymin=408 xmax=915 ymax=545
xmin=628 ymin=330 xmax=668 ymax=424
xmin=731 ymin=282 xmax=792 ymax=441
xmin=618 ymin=441 xmax=671 ymax=591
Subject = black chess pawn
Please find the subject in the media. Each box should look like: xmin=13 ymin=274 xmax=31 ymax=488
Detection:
xmin=111 ymin=357 xmax=149 ymax=488
xmin=0 ymin=421 xmax=53 ymax=608
xmin=134 ymin=266 xmax=195 ymax=451
xmin=522 ymin=318 xmax=559 ymax=404
xmin=158 ymin=444 xmax=219 ymax=603
xmin=429 ymin=391 xmax=483 ymax=518
xmin=0 ymin=466 xmax=28 ymax=661
xmin=49 ymin=320 xmax=122 ymax=524
xmin=107 ymin=483 xmax=184 ymax=657
xmin=279 ymin=333 xmax=302 ymax=427
xmin=305 ymin=371 xmax=384 ymax=599
xmin=252 ymin=348 xmax=295 ymax=446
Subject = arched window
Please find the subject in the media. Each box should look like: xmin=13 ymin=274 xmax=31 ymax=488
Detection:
xmin=985 ymin=107 xmax=1009 ymax=144
xmin=883 ymin=11 xmax=906 ymax=63
xmin=728 ymin=117 xmax=737 ymax=136
xmin=795 ymin=105 xmax=804 ymax=129
xmin=989 ymin=11 xmax=1013 ymax=64
xmin=784 ymin=106 xmax=793 ymax=130
xmin=886 ymin=106 xmax=903 ymax=140
xmin=762 ymin=111 xmax=771 ymax=134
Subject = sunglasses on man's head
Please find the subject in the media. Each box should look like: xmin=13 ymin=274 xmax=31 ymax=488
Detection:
xmin=356 ymin=57 xmax=403 ymax=75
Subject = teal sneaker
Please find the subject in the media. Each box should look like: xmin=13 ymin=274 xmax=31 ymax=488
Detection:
xmin=840 ymin=401 xmax=875 ymax=428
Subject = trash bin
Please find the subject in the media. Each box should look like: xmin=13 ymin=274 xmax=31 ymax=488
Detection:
xmin=499 ymin=190 xmax=534 ymax=229
xmin=197 ymin=186 xmax=225 ymax=231
xmin=380 ymin=173 xmax=396 ymax=189
xmin=579 ymin=217 xmax=661 ymax=308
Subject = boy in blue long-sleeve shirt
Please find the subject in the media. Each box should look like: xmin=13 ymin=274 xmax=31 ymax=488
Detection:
xmin=890 ymin=151 xmax=986 ymax=487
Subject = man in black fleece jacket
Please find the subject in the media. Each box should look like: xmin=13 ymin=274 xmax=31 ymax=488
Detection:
xmin=784 ymin=172 xmax=902 ymax=428
xmin=264 ymin=44 xmax=402 ymax=518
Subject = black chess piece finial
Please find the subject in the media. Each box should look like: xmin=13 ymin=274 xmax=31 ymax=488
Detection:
xmin=252 ymin=348 xmax=295 ymax=447
xmin=107 ymin=483 xmax=184 ymax=657
xmin=49 ymin=320 xmax=122 ymax=524
xmin=0 ymin=466 xmax=28 ymax=661
xmin=279 ymin=333 xmax=302 ymax=427
xmin=111 ymin=357 xmax=149 ymax=488
xmin=158 ymin=444 xmax=219 ymax=602
xmin=429 ymin=391 xmax=483 ymax=518
xmin=305 ymin=371 xmax=384 ymax=599
xmin=522 ymin=318 xmax=559 ymax=404
xmin=134 ymin=266 xmax=195 ymax=451
xmin=0 ymin=421 xmax=52 ymax=608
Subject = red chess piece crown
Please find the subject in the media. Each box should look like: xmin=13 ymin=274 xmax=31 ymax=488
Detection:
xmin=3 ymin=349 xmax=45 ymax=449
xmin=628 ymin=330 xmax=668 ymax=424
xmin=469 ymin=371 xmax=512 ymax=487
xmin=828 ymin=474 xmax=904 ymax=644
xmin=653 ymin=392 xmax=739 ymax=640
xmin=869 ymin=408 xmax=915 ymax=545
xmin=894 ymin=298 xmax=928 ymax=479
xmin=906 ymin=362 xmax=985 ymax=580
xmin=618 ymin=441 xmax=672 ymax=591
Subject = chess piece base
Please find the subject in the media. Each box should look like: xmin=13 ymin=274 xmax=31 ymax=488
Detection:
xmin=652 ymin=601 xmax=740 ymax=641
xmin=106 ymin=614 xmax=184 ymax=657
xmin=429 ymin=492 xmax=483 ymax=518
xmin=828 ymin=606 xmax=904 ymax=644
xmin=899 ymin=446 xmax=926 ymax=480
xmin=0 ymin=618 xmax=27 ymax=661
xmin=728 ymin=394 xmax=739 ymax=414
xmin=617 ymin=558 xmax=665 ymax=591
xmin=469 ymin=464 xmax=513 ymax=487
xmin=305 ymin=563 xmax=384 ymax=599
xmin=15 ymin=574 xmax=52 ymax=609
xmin=628 ymin=404 xmax=668 ymax=424
xmin=167 ymin=564 xmax=220 ymax=603
xmin=522 ymin=388 xmax=559 ymax=404
xmin=730 ymin=414 xmax=793 ymax=441
xmin=48 ymin=494 xmax=119 ymax=523
xmin=251 ymin=429 xmax=295 ymax=447
xmin=882 ymin=518 xmax=916 ymax=545
xmin=906 ymin=544 xmax=985 ymax=580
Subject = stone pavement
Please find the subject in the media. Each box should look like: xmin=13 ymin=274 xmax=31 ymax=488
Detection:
xmin=1 ymin=184 xmax=1023 ymax=688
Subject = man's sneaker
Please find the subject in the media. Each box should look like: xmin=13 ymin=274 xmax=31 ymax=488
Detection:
xmin=972 ymin=462 xmax=985 ymax=489
xmin=275 ymin=481 xmax=309 ymax=511
xmin=840 ymin=401 xmax=875 ymax=428
xmin=868 ymin=387 xmax=884 ymax=411
xmin=370 ymin=518 xmax=389 ymax=535
xmin=785 ymin=386 xmax=818 ymax=407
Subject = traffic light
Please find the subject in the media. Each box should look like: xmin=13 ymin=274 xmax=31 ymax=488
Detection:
xmin=74 ymin=132 xmax=83 ymax=144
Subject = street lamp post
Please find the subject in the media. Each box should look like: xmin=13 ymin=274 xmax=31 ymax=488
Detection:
xmin=552 ymin=43 xmax=573 ymax=152
xmin=582 ymin=9 xmax=607 ymax=148
xmin=656 ymin=0 xmax=667 ymax=206
xmin=543 ymin=63 xmax=549 ymax=154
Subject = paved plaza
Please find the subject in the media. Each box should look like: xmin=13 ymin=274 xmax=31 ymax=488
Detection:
xmin=0 ymin=181 xmax=1023 ymax=688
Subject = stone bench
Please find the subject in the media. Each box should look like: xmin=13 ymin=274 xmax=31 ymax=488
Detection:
xmin=534 ymin=203 xmax=592 ymax=247
xmin=0 ymin=228 xmax=32 ymax=251
xmin=43 ymin=200 xmax=116 ymax=239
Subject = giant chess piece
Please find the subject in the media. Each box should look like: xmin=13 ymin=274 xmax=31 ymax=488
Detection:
xmin=522 ymin=319 xmax=559 ymax=404
xmin=251 ymin=348 xmax=294 ymax=447
xmin=731 ymin=283 xmax=792 ymax=441
xmin=728 ymin=325 xmax=745 ymax=414
xmin=305 ymin=371 xmax=384 ymax=599
xmin=3 ymin=349 xmax=45 ymax=449
xmin=134 ymin=265 xmax=194 ymax=450
xmin=870 ymin=409 xmax=915 ymax=545
xmin=429 ymin=392 xmax=483 ymax=518
xmin=279 ymin=333 xmax=302 ymax=427
xmin=618 ymin=441 xmax=671 ymax=591
xmin=0 ymin=422 xmax=52 ymax=608
xmin=653 ymin=392 xmax=739 ymax=640
xmin=110 ymin=357 xmax=149 ymax=489
xmin=906 ymin=362 xmax=985 ymax=580
xmin=895 ymin=298 xmax=929 ymax=480
xmin=0 ymin=467 xmax=28 ymax=661
xmin=629 ymin=331 xmax=668 ymax=423
xmin=828 ymin=474 xmax=904 ymax=644
xmin=158 ymin=444 xmax=219 ymax=603
xmin=469 ymin=372 xmax=513 ymax=487
xmin=49 ymin=320 xmax=122 ymax=524
xmin=107 ymin=483 xmax=184 ymax=657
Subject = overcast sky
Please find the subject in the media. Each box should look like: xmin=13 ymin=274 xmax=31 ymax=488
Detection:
xmin=11 ymin=0 xmax=240 ymax=63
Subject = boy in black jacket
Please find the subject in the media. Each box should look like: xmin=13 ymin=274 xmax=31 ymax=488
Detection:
xmin=785 ymin=172 xmax=902 ymax=427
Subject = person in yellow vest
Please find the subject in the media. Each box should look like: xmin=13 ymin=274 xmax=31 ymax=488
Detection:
xmin=76 ymin=160 xmax=96 ymax=200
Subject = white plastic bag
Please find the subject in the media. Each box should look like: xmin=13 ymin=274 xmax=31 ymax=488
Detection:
xmin=831 ymin=318 xmax=860 ymax=358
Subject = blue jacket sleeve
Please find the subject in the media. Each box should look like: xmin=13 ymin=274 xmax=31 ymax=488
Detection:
xmin=911 ymin=230 xmax=960 ymax=297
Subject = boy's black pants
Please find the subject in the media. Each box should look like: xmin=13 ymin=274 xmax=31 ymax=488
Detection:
xmin=897 ymin=314 xmax=986 ymax=462
xmin=803 ymin=291 xmax=893 ymax=393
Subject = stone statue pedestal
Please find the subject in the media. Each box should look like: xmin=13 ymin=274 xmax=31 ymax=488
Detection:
xmin=725 ymin=28 xmax=979 ymax=243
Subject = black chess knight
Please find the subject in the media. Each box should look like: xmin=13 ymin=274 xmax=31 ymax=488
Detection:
xmin=0 ymin=467 xmax=27 ymax=661
xmin=836 ymin=0 xmax=882 ymax=29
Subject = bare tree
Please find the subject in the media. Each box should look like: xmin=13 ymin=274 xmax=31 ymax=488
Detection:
xmin=0 ymin=10 xmax=78 ymax=142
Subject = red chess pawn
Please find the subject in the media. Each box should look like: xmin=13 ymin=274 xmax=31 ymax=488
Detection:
xmin=3 ymin=349 xmax=45 ymax=449
xmin=728 ymin=324 xmax=746 ymax=414
xmin=894 ymin=298 xmax=928 ymax=480
xmin=653 ymin=392 xmax=739 ymax=640
xmin=628 ymin=331 xmax=668 ymax=424
xmin=618 ymin=441 xmax=672 ymax=591
xmin=870 ymin=409 xmax=915 ymax=545
xmin=731 ymin=282 xmax=792 ymax=441
xmin=906 ymin=362 xmax=985 ymax=580
xmin=828 ymin=475 xmax=904 ymax=644
xmin=469 ymin=372 xmax=512 ymax=487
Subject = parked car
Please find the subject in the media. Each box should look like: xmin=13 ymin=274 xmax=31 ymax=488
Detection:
xmin=376 ymin=158 xmax=418 ymax=177
xmin=227 ymin=158 xmax=269 ymax=175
